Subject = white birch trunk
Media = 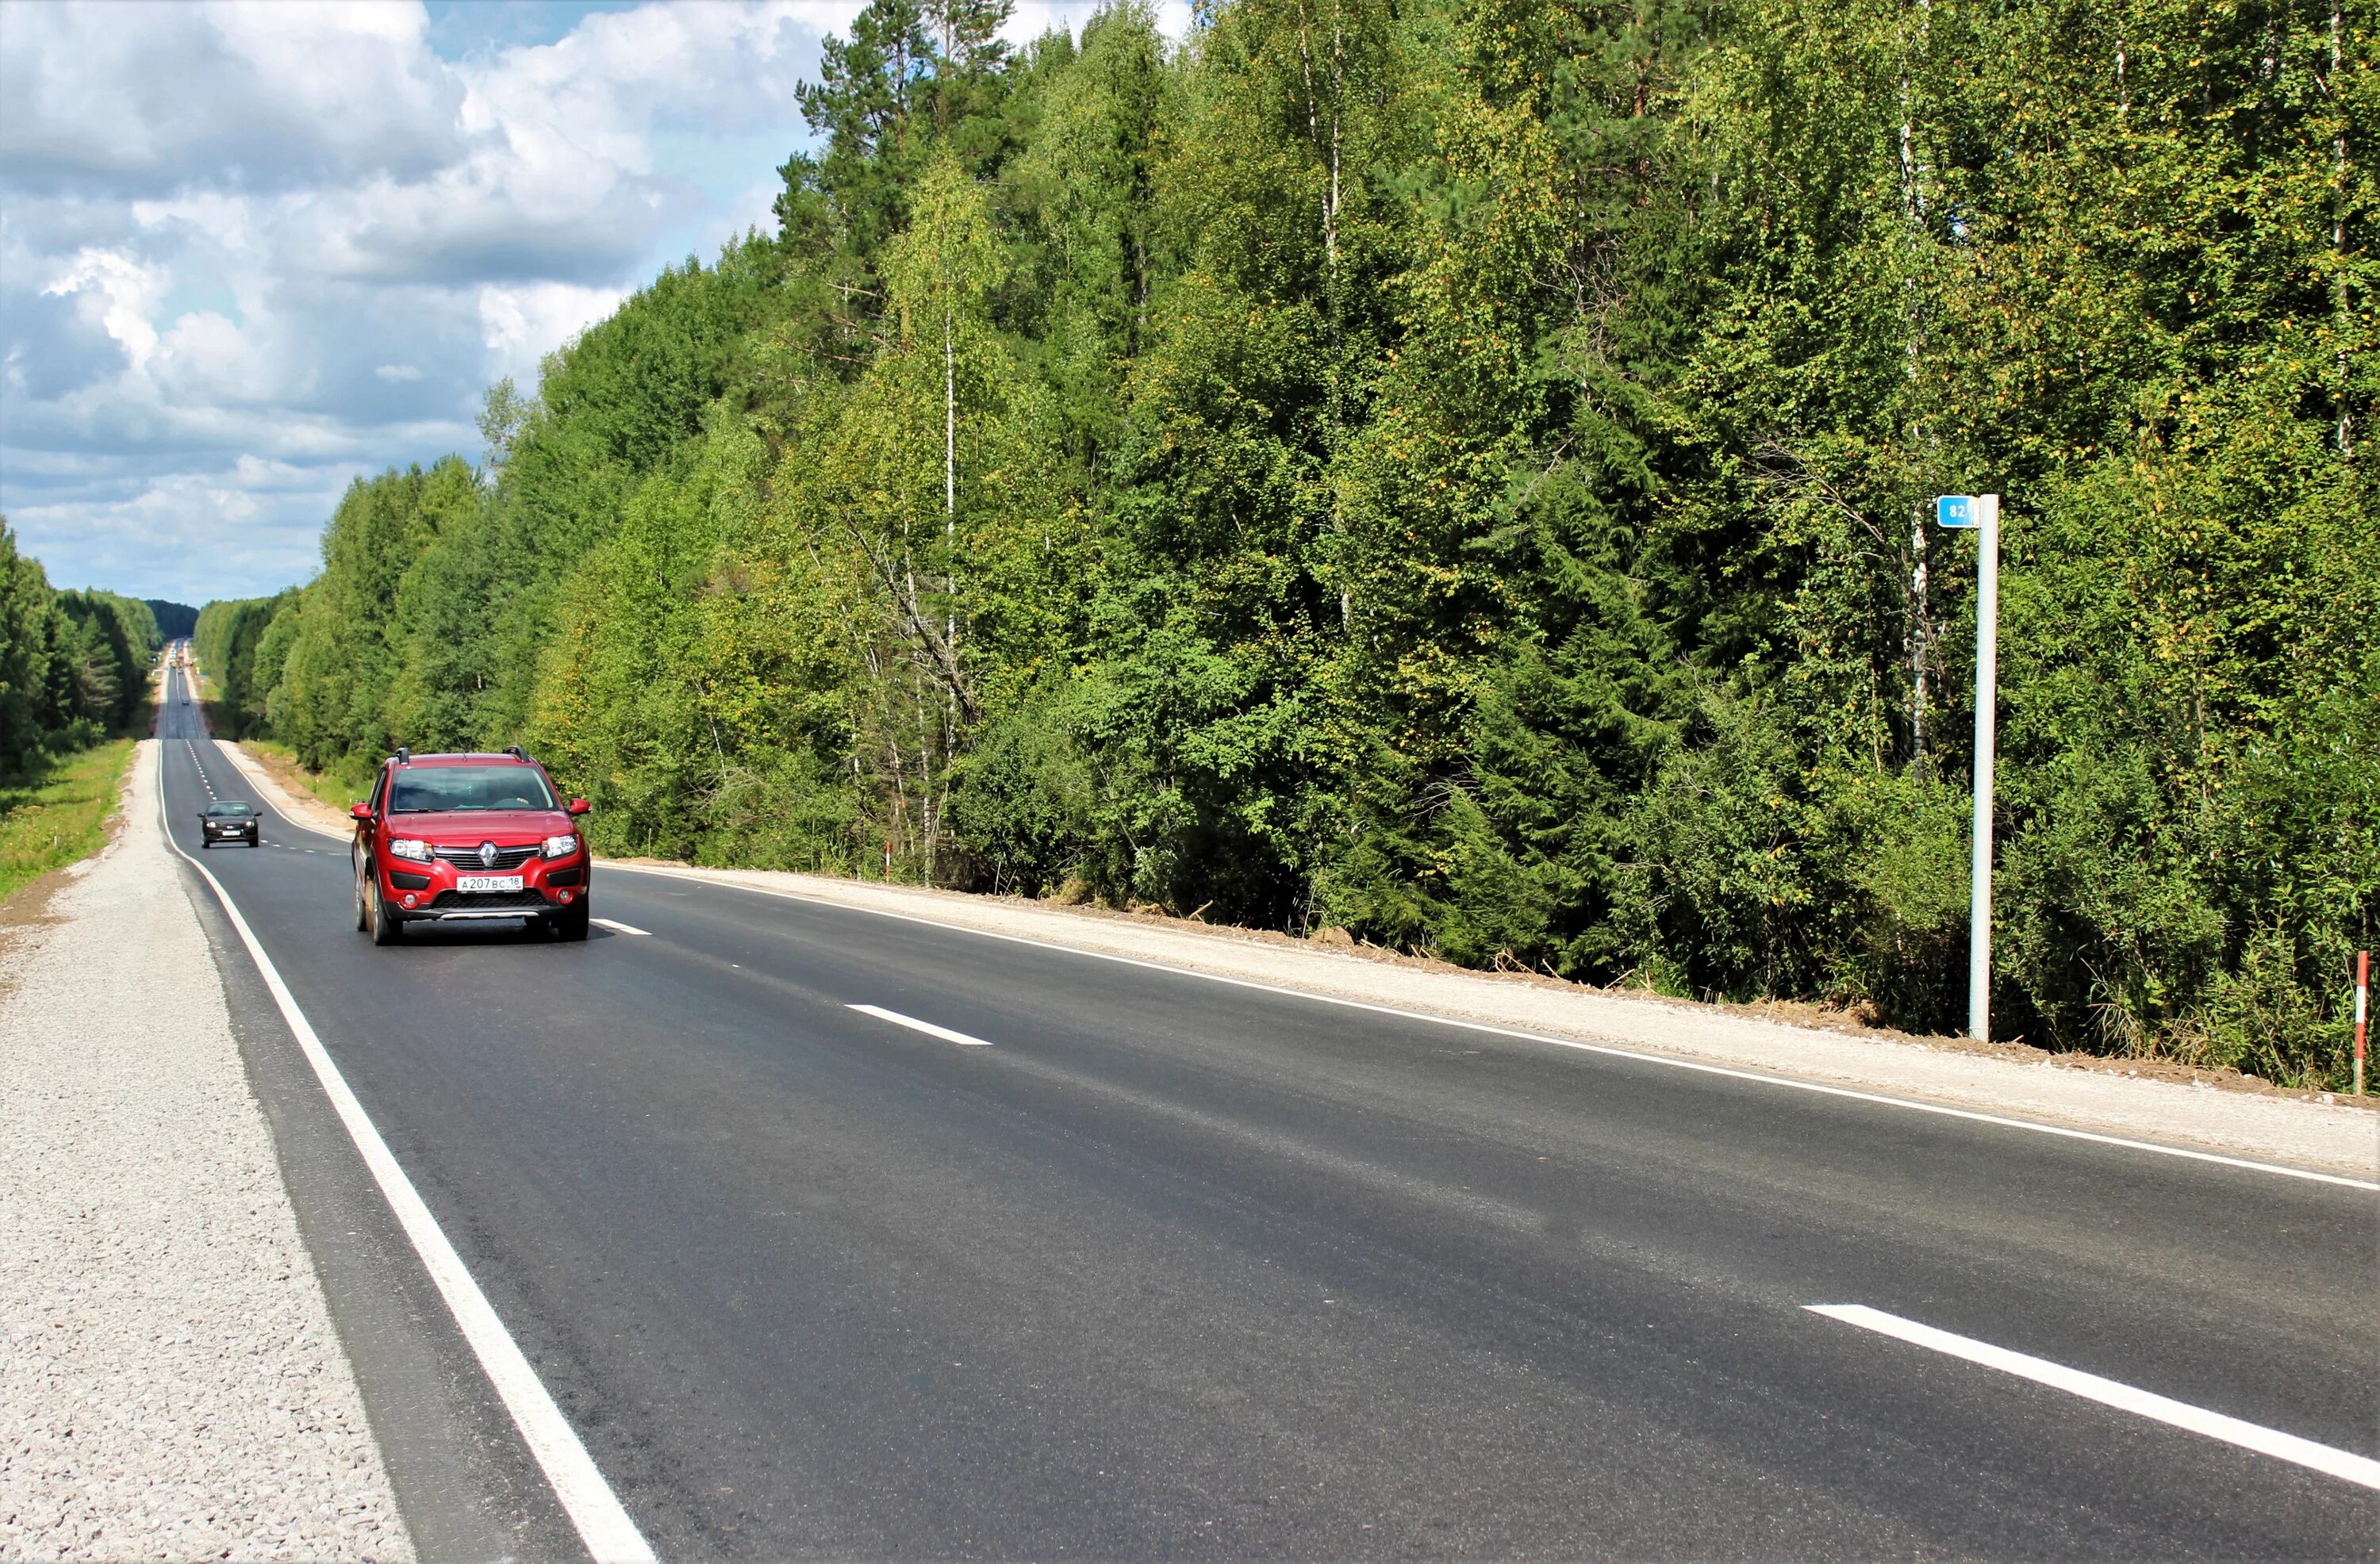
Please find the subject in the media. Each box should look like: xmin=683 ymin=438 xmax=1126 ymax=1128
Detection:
xmin=2335 ymin=2 xmax=2354 ymax=456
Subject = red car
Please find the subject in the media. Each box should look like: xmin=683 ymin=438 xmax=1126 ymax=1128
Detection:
xmin=352 ymin=747 xmax=592 ymax=944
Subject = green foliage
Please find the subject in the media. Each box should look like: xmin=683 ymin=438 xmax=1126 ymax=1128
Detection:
xmin=215 ymin=0 xmax=2376 ymax=1085
xmin=0 ymin=738 xmax=137 ymax=903
xmin=267 ymin=457 xmax=482 ymax=769
xmin=194 ymin=589 xmax=298 ymax=738
xmin=0 ymin=524 xmax=56 ymax=775
xmin=0 ymin=521 xmax=159 ymax=774
xmin=145 ymin=600 xmax=198 ymax=641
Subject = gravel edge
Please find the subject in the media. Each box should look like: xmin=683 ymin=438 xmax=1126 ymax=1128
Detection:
xmin=0 ymin=740 xmax=413 ymax=1562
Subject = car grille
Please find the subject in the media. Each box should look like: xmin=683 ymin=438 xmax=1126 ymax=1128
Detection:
xmin=428 ymin=889 xmax=551 ymax=911
xmin=431 ymin=844 xmax=539 ymax=870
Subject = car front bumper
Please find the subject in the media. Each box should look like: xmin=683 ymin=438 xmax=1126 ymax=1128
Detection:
xmin=377 ymin=857 xmax=589 ymax=919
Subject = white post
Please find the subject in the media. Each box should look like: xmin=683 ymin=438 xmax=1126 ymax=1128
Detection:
xmin=1967 ymin=493 xmax=2000 ymax=1041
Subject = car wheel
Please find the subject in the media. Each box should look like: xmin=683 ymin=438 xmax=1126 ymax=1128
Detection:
xmin=553 ymin=900 xmax=589 ymax=942
xmin=370 ymin=881 xmax=403 ymax=945
xmin=355 ymin=876 xmax=369 ymax=932
xmin=200 ymin=838 xmax=211 ymax=849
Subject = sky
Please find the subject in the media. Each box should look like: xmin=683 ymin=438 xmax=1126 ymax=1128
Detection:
xmin=0 ymin=0 xmax=1187 ymax=608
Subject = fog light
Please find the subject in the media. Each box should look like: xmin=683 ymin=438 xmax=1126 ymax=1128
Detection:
xmin=401 ymin=894 xmax=418 ymax=908
xmin=559 ymin=890 xmax=573 ymax=903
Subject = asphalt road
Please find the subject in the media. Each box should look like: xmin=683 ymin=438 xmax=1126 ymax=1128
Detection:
xmin=156 ymin=661 xmax=2379 ymax=1560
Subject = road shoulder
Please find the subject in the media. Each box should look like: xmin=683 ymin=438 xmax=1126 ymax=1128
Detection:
xmin=0 ymin=740 xmax=410 ymax=1561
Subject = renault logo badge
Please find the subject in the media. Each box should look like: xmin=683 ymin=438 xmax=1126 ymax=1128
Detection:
xmin=478 ymin=841 xmax=498 ymax=868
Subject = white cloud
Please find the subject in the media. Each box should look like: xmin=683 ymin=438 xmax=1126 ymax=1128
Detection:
xmin=152 ymin=309 xmax=294 ymax=407
xmin=0 ymin=0 xmax=854 ymax=598
xmin=3 ymin=459 xmax=351 ymax=601
xmin=0 ymin=0 xmax=465 ymax=196
xmin=43 ymin=248 xmax=169 ymax=373
xmin=479 ymin=282 xmax=629 ymax=384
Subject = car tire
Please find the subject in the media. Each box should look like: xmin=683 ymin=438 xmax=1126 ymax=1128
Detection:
xmin=370 ymin=881 xmax=403 ymax=945
xmin=552 ymin=900 xmax=589 ymax=942
xmin=355 ymin=875 xmax=369 ymax=932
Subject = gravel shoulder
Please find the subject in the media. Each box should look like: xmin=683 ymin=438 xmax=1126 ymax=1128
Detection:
xmin=0 ymin=740 xmax=411 ymax=1562
xmin=219 ymin=739 xmax=2380 ymax=1183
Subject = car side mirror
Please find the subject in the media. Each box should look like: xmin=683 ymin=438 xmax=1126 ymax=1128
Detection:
xmin=350 ymin=802 xmax=372 ymax=822
xmin=567 ymin=798 xmax=591 ymax=816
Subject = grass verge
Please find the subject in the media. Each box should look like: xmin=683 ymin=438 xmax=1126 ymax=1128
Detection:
xmin=0 ymin=740 xmax=138 ymax=904
xmin=237 ymin=738 xmax=370 ymax=815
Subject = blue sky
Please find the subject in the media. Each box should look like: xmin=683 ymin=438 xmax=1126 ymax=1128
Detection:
xmin=0 ymin=0 xmax=1177 ymax=606
xmin=424 ymin=1 xmax=646 ymax=56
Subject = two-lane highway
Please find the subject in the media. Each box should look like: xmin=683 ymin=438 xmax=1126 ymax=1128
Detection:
xmin=155 ymin=662 xmax=2379 ymax=1558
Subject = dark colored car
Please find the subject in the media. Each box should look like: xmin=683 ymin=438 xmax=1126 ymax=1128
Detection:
xmin=200 ymin=800 xmax=259 ymax=847
xmin=351 ymin=747 xmax=592 ymax=945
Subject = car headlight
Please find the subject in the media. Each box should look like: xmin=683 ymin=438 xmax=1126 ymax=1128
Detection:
xmin=541 ymin=833 xmax=578 ymax=860
xmin=389 ymin=838 xmax=432 ymax=862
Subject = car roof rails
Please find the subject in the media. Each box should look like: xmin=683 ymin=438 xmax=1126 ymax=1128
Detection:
xmin=395 ymin=746 xmax=410 ymax=764
xmin=503 ymin=745 xmax=524 ymax=760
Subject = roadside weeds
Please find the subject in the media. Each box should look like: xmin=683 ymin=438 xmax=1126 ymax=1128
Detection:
xmin=0 ymin=740 xmax=138 ymax=908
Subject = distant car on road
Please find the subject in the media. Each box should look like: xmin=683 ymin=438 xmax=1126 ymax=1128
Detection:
xmin=200 ymin=801 xmax=259 ymax=848
xmin=351 ymin=746 xmax=592 ymax=945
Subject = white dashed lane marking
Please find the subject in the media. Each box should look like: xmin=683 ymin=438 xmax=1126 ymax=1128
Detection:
xmin=1806 ymin=1305 xmax=2380 ymax=1492
xmin=846 ymin=1005 xmax=995 ymax=1048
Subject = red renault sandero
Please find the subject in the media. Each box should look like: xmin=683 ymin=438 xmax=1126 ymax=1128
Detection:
xmin=352 ymin=747 xmax=592 ymax=944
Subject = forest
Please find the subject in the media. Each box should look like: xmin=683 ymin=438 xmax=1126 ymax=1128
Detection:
xmin=145 ymin=600 xmax=199 ymax=642
xmin=198 ymin=0 xmax=2374 ymax=1084
xmin=0 ymin=521 xmax=161 ymax=775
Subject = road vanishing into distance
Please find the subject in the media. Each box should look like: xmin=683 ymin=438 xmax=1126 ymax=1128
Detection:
xmin=155 ymin=660 xmax=2378 ymax=1561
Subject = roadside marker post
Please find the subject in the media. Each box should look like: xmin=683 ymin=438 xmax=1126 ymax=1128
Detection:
xmin=2355 ymin=949 xmax=2368 ymax=1096
xmin=1936 ymin=493 xmax=2000 ymax=1044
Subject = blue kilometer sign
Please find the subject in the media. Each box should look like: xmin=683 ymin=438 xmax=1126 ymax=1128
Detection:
xmin=1937 ymin=494 xmax=1979 ymax=528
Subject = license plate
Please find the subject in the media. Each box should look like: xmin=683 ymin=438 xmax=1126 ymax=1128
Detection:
xmin=456 ymin=874 xmax=524 ymax=893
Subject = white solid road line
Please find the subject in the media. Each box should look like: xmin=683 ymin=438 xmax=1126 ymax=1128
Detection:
xmin=591 ymin=918 xmax=650 ymax=936
xmin=603 ymin=864 xmax=2379 ymax=1194
xmin=1806 ymin=1303 xmax=2380 ymax=1492
xmin=159 ymin=749 xmax=657 ymax=1563
xmin=848 ymin=1003 xmax=994 ymax=1047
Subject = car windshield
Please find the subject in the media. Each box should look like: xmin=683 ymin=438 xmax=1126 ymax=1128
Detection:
xmin=389 ymin=765 xmax=557 ymax=815
xmin=206 ymin=803 xmax=253 ymax=817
